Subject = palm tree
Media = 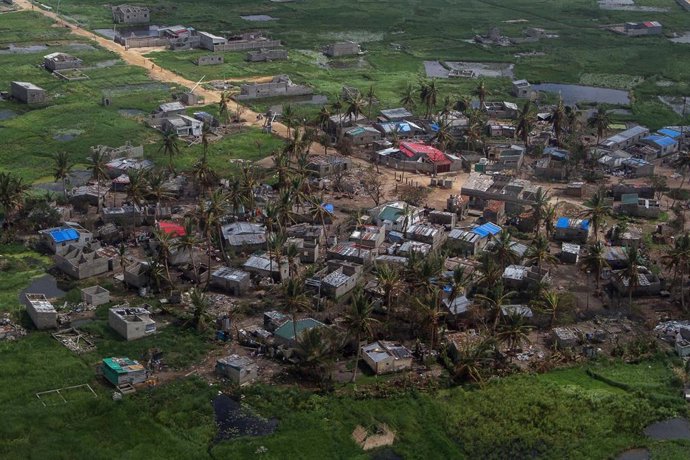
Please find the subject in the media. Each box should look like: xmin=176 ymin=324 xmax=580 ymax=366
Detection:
xmin=282 ymin=278 xmax=312 ymax=342
xmin=581 ymin=242 xmax=609 ymax=290
xmin=330 ymin=94 xmax=344 ymax=129
xmin=192 ymin=154 xmax=217 ymax=197
xmin=308 ymin=196 xmax=333 ymax=236
xmin=158 ymin=130 xmax=181 ymax=174
xmin=621 ymin=245 xmax=641 ymax=310
xmin=285 ymin=242 xmax=299 ymax=278
xmin=219 ymin=91 xmax=230 ymax=125
xmin=588 ymin=108 xmax=611 ymax=146
xmin=475 ymin=252 xmax=503 ymax=295
xmin=52 ymin=151 xmax=72 ymax=198
xmin=448 ymin=265 xmax=473 ymax=302
xmin=365 ymin=85 xmax=377 ymax=120
xmin=543 ymin=203 xmax=558 ymax=239
xmin=419 ymin=79 xmax=439 ymax=119
xmin=530 ymin=188 xmax=550 ymax=235
xmin=189 ymin=287 xmax=211 ymax=332
xmin=452 ymin=336 xmax=496 ymax=385
xmin=145 ymin=170 xmax=172 ymax=218
xmin=414 ymin=287 xmax=444 ymax=349
xmin=343 ymin=289 xmax=379 ymax=382
xmin=282 ymin=104 xmax=296 ymax=138
xmin=474 ymin=284 xmax=515 ymax=331
xmin=465 ymin=108 xmax=487 ymax=152
xmin=496 ymin=313 xmax=532 ymax=353
xmin=294 ymin=327 xmax=336 ymax=384
xmin=239 ymin=164 xmax=258 ymax=217
xmin=515 ymin=100 xmax=536 ymax=148
xmin=551 ymin=98 xmax=566 ymax=146
xmin=175 ymin=217 xmax=201 ymax=285
xmin=126 ymin=169 xmax=148 ymax=207
xmin=317 ymin=105 xmax=332 ymax=131
xmin=400 ymin=83 xmax=416 ymax=110
xmin=526 ymin=235 xmax=557 ymax=270
xmin=88 ymin=146 xmax=109 ymax=213
xmin=201 ymin=122 xmax=212 ymax=160
xmin=204 ymin=189 xmax=229 ymax=264
xmin=536 ymin=289 xmax=562 ymax=327
xmin=580 ymin=190 xmax=611 ymax=242
xmin=433 ymin=120 xmax=454 ymax=152
xmin=345 ymin=93 xmax=367 ymax=122
xmin=475 ymin=80 xmax=487 ymax=109
xmin=489 ymin=231 xmax=519 ymax=269
xmin=152 ymin=228 xmax=174 ymax=284
xmin=375 ymin=263 xmax=403 ymax=316
xmin=0 ymin=172 xmax=28 ymax=221
xmin=663 ymin=233 xmax=690 ymax=312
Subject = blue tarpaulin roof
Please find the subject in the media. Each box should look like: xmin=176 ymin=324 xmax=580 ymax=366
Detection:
xmin=430 ymin=123 xmax=440 ymax=132
xmin=49 ymin=228 xmax=79 ymax=243
xmin=472 ymin=222 xmax=502 ymax=238
xmin=643 ymin=135 xmax=677 ymax=148
xmin=658 ymin=128 xmax=681 ymax=139
xmin=322 ymin=203 xmax=334 ymax=213
xmin=556 ymin=217 xmax=589 ymax=230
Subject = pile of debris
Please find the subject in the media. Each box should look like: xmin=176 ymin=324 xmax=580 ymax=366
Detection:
xmin=0 ymin=313 xmax=27 ymax=341
xmin=516 ymin=345 xmax=545 ymax=362
xmin=52 ymin=328 xmax=95 ymax=353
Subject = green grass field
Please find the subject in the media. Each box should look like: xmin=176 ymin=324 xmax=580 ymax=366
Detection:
xmin=33 ymin=0 xmax=690 ymax=128
xmin=0 ymin=11 xmax=285 ymax=184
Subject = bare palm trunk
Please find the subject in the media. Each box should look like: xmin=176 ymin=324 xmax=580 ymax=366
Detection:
xmin=351 ymin=332 xmax=361 ymax=383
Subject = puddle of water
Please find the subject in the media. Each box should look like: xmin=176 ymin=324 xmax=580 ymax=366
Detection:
xmin=644 ymin=417 xmax=690 ymax=440
xmin=0 ymin=109 xmax=17 ymax=120
xmin=118 ymin=108 xmax=146 ymax=117
xmin=213 ymin=394 xmax=278 ymax=442
xmin=670 ymin=33 xmax=690 ymax=44
xmin=532 ymin=83 xmax=630 ymax=105
xmin=658 ymin=96 xmax=689 ymax=116
xmin=241 ymin=15 xmax=278 ymax=21
xmin=616 ymin=448 xmax=650 ymax=460
xmin=19 ymin=274 xmax=66 ymax=302
xmin=0 ymin=44 xmax=48 ymax=54
xmin=92 ymin=59 xmax=120 ymax=68
xmin=67 ymin=43 xmax=96 ymax=51
xmin=106 ymin=83 xmax=170 ymax=95
xmin=53 ymin=130 xmax=83 ymax=142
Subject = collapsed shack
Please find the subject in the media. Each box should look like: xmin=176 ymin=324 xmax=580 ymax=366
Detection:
xmin=352 ymin=423 xmax=396 ymax=451
xmin=52 ymin=328 xmax=95 ymax=353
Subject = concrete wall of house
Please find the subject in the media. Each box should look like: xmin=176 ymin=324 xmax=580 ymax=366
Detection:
xmin=26 ymin=305 xmax=57 ymax=330
xmin=11 ymin=83 xmax=45 ymax=104
xmin=246 ymin=49 xmax=288 ymax=62
xmin=55 ymin=255 xmax=109 ymax=280
xmin=81 ymin=287 xmax=110 ymax=306
xmin=236 ymin=81 xmax=312 ymax=100
xmin=377 ymin=156 xmax=434 ymax=173
xmin=196 ymin=55 xmax=224 ymax=66
xmin=213 ymin=40 xmax=281 ymax=52
xmin=108 ymin=312 xmax=153 ymax=341
xmin=115 ymin=35 xmax=169 ymax=48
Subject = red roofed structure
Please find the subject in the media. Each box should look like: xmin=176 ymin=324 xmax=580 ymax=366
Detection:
xmin=400 ymin=142 xmax=451 ymax=172
xmin=157 ymin=221 xmax=186 ymax=237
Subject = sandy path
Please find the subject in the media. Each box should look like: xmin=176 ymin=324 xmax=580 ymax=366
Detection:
xmin=15 ymin=0 xmax=293 ymax=137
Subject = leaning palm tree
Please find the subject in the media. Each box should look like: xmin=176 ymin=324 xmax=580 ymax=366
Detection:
xmin=580 ymin=189 xmax=611 ymax=242
xmin=581 ymin=241 xmax=609 ymax=290
xmin=588 ymin=108 xmax=611 ymax=146
xmin=218 ymin=91 xmax=231 ymax=124
xmin=157 ymin=130 xmax=181 ymax=175
xmin=400 ymin=82 xmax=416 ymax=110
xmin=414 ymin=287 xmax=444 ymax=349
xmin=421 ymin=79 xmax=439 ymax=119
xmin=543 ymin=203 xmax=559 ymax=239
xmin=515 ymin=100 xmax=536 ymax=148
xmin=317 ymin=104 xmax=332 ymax=131
xmin=343 ymin=289 xmax=379 ymax=382
xmin=145 ymin=169 xmax=173 ymax=218
xmin=192 ymin=154 xmax=217 ymax=197
xmin=204 ymin=188 xmax=230 ymax=264
xmin=52 ymin=151 xmax=72 ymax=198
xmin=88 ymin=146 xmax=109 ymax=213
xmin=294 ymin=327 xmax=336 ymax=384
xmin=282 ymin=103 xmax=297 ymax=138
xmin=433 ymin=120 xmax=454 ymax=153
xmin=452 ymin=336 xmax=496 ymax=385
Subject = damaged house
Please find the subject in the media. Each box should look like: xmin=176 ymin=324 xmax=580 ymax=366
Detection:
xmin=55 ymin=243 xmax=111 ymax=280
xmin=221 ymin=222 xmax=267 ymax=252
xmin=108 ymin=305 xmax=156 ymax=341
xmin=40 ymin=224 xmax=92 ymax=256
xmin=216 ymin=355 xmax=259 ymax=385
xmin=211 ymin=266 xmax=251 ymax=296
xmin=361 ymin=341 xmax=413 ymax=374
